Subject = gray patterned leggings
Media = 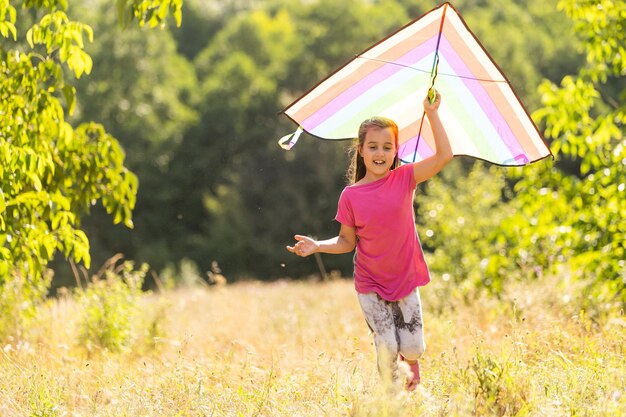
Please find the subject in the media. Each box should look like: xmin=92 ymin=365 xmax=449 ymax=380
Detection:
xmin=357 ymin=288 xmax=425 ymax=381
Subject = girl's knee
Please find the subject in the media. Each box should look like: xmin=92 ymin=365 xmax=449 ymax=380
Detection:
xmin=401 ymin=342 xmax=425 ymax=361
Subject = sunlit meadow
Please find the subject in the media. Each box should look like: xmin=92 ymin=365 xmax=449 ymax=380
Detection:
xmin=0 ymin=274 xmax=624 ymax=416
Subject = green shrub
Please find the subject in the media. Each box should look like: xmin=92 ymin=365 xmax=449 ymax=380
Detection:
xmin=416 ymin=160 xmax=515 ymax=295
xmin=75 ymin=260 xmax=147 ymax=352
xmin=0 ymin=270 xmax=52 ymax=342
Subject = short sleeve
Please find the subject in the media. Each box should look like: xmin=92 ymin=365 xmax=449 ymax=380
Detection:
xmin=402 ymin=163 xmax=417 ymax=190
xmin=335 ymin=188 xmax=355 ymax=227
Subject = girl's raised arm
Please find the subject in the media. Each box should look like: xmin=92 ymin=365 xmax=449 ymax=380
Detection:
xmin=287 ymin=224 xmax=357 ymax=257
xmin=412 ymin=92 xmax=453 ymax=184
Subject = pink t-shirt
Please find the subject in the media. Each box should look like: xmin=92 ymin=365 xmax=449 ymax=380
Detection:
xmin=335 ymin=163 xmax=430 ymax=301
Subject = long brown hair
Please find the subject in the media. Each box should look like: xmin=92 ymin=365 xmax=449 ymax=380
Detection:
xmin=346 ymin=117 xmax=400 ymax=184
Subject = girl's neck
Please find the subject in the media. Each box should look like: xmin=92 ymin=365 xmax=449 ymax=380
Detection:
xmin=355 ymin=170 xmax=391 ymax=186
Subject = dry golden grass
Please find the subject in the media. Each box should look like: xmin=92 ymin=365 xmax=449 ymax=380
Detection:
xmin=0 ymin=276 xmax=624 ymax=416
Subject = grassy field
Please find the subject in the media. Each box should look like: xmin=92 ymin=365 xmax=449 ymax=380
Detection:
xmin=0 ymin=275 xmax=624 ymax=416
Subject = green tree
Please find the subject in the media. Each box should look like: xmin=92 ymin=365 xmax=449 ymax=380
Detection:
xmin=170 ymin=8 xmax=307 ymax=275
xmin=170 ymin=0 xmax=260 ymax=60
xmin=503 ymin=0 xmax=625 ymax=305
xmin=68 ymin=0 xmax=198 ymax=275
xmin=164 ymin=1 xmax=410 ymax=279
xmin=0 ymin=0 xmax=181 ymax=338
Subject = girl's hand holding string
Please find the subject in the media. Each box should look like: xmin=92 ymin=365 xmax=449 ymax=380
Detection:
xmin=286 ymin=235 xmax=319 ymax=257
xmin=423 ymin=89 xmax=441 ymax=113
xmin=411 ymin=90 xmax=452 ymax=184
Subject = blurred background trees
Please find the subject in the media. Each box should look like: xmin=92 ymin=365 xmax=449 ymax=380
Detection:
xmin=2 ymin=0 xmax=623 ymax=306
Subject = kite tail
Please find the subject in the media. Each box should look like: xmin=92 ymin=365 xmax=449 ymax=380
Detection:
xmin=278 ymin=126 xmax=304 ymax=150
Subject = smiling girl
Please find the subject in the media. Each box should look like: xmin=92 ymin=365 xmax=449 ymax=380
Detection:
xmin=287 ymin=92 xmax=452 ymax=390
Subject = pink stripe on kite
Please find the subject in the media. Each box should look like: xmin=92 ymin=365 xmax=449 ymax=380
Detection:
xmin=302 ymin=37 xmax=440 ymax=131
xmin=438 ymin=37 xmax=524 ymax=158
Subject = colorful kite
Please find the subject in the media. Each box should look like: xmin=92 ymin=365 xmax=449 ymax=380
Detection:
xmin=279 ymin=2 xmax=552 ymax=166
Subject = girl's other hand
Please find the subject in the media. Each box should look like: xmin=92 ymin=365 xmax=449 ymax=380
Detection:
xmin=423 ymin=89 xmax=441 ymax=113
xmin=286 ymin=235 xmax=319 ymax=257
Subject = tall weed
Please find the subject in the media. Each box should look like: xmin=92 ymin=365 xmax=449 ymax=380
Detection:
xmin=472 ymin=348 xmax=531 ymax=416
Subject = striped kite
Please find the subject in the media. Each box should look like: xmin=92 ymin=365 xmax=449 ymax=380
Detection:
xmin=279 ymin=2 xmax=552 ymax=166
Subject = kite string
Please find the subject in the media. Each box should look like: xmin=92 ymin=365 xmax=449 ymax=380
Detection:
xmin=413 ymin=48 xmax=441 ymax=163
xmin=413 ymin=3 xmax=447 ymax=163
xmin=427 ymin=53 xmax=440 ymax=104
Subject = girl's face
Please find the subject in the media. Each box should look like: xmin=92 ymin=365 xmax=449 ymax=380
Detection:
xmin=359 ymin=126 xmax=397 ymax=180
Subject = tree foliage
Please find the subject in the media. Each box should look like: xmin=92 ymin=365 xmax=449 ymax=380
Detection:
xmin=69 ymin=1 xmax=198 ymax=271
xmin=506 ymin=0 xmax=625 ymax=303
xmin=0 ymin=0 xmax=181 ymax=338
xmin=116 ymin=0 xmax=182 ymax=28
xmin=1 ymin=2 xmax=129 ymax=279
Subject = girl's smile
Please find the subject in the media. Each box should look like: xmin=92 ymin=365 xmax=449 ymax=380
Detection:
xmin=359 ymin=126 xmax=397 ymax=182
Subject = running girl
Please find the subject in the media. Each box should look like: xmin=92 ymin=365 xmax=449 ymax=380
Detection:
xmin=287 ymin=92 xmax=452 ymax=390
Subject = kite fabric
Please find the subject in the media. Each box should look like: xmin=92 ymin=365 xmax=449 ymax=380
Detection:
xmin=280 ymin=2 xmax=552 ymax=166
